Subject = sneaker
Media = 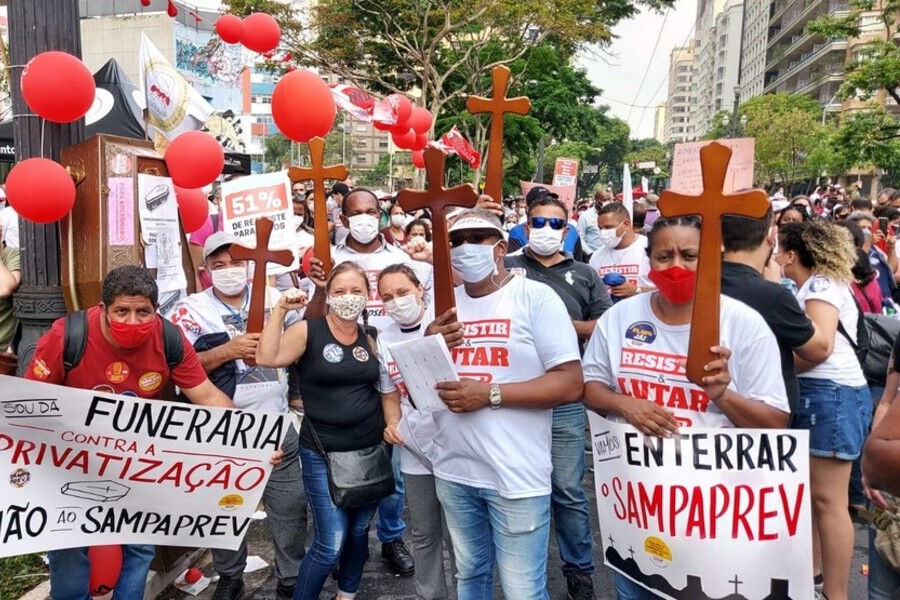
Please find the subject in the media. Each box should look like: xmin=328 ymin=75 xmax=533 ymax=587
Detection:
xmin=813 ymin=573 xmax=824 ymax=594
xmin=211 ymin=575 xmax=245 ymax=600
xmin=381 ymin=539 xmax=415 ymax=576
xmin=566 ymin=573 xmax=595 ymax=600
xmin=276 ymin=581 xmax=295 ymax=600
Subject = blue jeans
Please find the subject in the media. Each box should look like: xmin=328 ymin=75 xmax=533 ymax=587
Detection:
xmin=551 ymin=403 xmax=594 ymax=576
xmin=49 ymin=544 xmax=156 ymax=600
xmin=614 ymin=572 xmax=658 ymax=600
xmin=869 ymin=523 xmax=900 ymax=599
xmin=850 ymin=385 xmax=882 ymax=507
xmin=435 ymin=478 xmax=551 ymax=600
xmin=376 ymin=447 xmax=406 ymax=543
xmin=294 ymin=446 xmax=379 ymax=600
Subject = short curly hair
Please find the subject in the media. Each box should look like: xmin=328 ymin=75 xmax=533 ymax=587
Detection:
xmin=778 ymin=221 xmax=855 ymax=282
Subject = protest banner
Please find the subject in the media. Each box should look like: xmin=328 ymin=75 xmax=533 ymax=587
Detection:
xmin=588 ymin=414 xmax=813 ymax=600
xmin=222 ymin=171 xmax=298 ymax=275
xmin=670 ymin=138 xmax=755 ymax=195
xmin=520 ymin=181 xmax=577 ymax=212
xmin=0 ymin=376 xmax=285 ymax=557
xmin=552 ymin=158 xmax=579 ymax=187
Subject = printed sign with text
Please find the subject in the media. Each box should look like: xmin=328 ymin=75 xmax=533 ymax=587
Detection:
xmin=670 ymin=138 xmax=755 ymax=195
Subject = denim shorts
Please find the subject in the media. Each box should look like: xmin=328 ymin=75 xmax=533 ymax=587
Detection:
xmin=794 ymin=378 xmax=872 ymax=460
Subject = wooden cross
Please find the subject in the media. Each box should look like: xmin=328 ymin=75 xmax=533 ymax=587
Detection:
xmin=230 ymin=217 xmax=294 ymax=366
xmin=396 ymin=146 xmax=478 ymax=316
xmin=288 ymin=136 xmax=348 ymax=276
xmin=466 ymin=65 xmax=531 ymax=203
xmin=658 ymin=142 xmax=769 ymax=386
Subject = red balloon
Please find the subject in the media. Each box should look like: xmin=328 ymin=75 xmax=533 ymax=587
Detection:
xmin=410 ymin=133 xmax=428 ymax=151
xmin=215 ymin=14 xmax=244 ymax=44
xmin=21 ymin=52 xmax=95 ymax=124
xmin=167 ymin=0 xmax=178 ymax=17
xmin=175 ymin=186 xmax=210 ymax=233
xmin=6 ymin=158 xmax=76 ymax=224
xmin=411 ymin=150 xmax=425 ymax=169
xmin=165 ymin=132 xmax=224 ymax=189
xmin=391 ymin=128 xmax=416 ymax=150
xmin=387 ymin=94 xmax=412 ymax=127
xmin=185 ymin=568 xmax=203 ymax=584
xmin=272 ymin=70 xmax=336 ymax=143
xmin=242 ymin=13 xmax=281 ymax=54
xmin=140 ymin=0 xmax=151 ymax=6
xmin=88 ymin=546 xmax=122 ymax=597
xmin=372 ymin=120 xmax=392 ymax=132
xmin=408 ymin=107 xmax=433 ymax=135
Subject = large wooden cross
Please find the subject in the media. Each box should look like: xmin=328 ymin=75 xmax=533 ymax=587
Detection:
xmin=230 ymin=216 xmax=294 ymax=366
xmin=466 ymin=66 xmax=531 ymax=203
xmin=396 ymin=147 xmax=479 ymax=316
xmin=658 ymin=142 xmax=769 ymax=386
xmin=288 ymin=136 xmax=348 ymax=276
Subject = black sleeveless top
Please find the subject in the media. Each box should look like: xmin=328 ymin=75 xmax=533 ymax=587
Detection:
xmin=297 ymin=317 xmax=384 ymax=452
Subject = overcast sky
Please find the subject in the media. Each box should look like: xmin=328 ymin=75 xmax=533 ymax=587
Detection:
xmin=578 ymin=0 xmax=698 ymax=140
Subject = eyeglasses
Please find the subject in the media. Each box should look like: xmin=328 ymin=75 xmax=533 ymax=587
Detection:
xmin=529 ymin=217 xmax=566 ymax=230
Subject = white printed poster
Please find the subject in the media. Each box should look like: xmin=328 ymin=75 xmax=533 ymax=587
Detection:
xmin=0 ymin=376 xmax=285 ymax=556
xmin=221 ymin=171 xmax=299 ymax=275
xmin=589 ymin=414 xmax=814 ymax=600
xmin=137 ymin=173 xmax=188 ymax=294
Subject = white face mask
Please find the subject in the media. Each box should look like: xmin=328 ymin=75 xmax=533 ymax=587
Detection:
xmin=598 ymin=224 xmax=624 ymax=248
xmin=348 ymin=214 xmax=379 ymax=244
xmin=391 ymin=214 xmax=407 ymax=228
xmin=450 ymin=242 xmax=499 ymax=283
xmin=327 ymin=293 xmax=368 ymax=321
xmin=384 ymin=293 xmax=423 ymax=326
xmin=528 ymin=226 xmax=564 ymax=256
xmin=210 ymin=266 xmax=247 ymax=296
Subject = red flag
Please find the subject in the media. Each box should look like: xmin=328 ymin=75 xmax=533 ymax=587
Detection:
xmin=441 ymin=126 xmax=481 ymax=169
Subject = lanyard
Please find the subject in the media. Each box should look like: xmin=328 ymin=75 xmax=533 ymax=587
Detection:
xmin=214 ymin=287 xmax=250 ymax=328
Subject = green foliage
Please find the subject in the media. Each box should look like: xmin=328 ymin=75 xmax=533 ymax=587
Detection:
xmin=832 ymin=104 xmax=900 ymax=174
xmin=0 ymin=554 xmax=46 ymax=600
xmin=356 ymin=154 xmax=393 ymax=187
xmin=262 ymin=129 xmax=344 ymax=172
xmin=625 ymin=138 xmax=667 ymax=167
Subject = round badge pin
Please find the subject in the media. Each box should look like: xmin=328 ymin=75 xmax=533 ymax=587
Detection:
xmin=323 ymin=343 xmax=344 ymax=363
xmin=353 ymin=346 xmax=370 ymax=362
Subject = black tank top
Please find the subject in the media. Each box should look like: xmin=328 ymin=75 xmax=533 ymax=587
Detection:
xmin=298 ymin=317 xmax=383 ymax=452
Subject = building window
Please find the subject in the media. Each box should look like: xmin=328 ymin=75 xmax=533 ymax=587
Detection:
xmin=859 ymin=14 xmax=883 ymax=34
xmin=355 ymin=124 xmax=368 ymax=132
xmin=378 ymin=140 xmax=389 ymax=149
xmin=354 ymin=154 xmax=368 ymax=164
xmin=252 ymin=95 xmax=272 ymax=104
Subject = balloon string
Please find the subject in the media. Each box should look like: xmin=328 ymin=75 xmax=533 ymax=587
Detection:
xmin=40 ymin=119 xmax=45 ymax=159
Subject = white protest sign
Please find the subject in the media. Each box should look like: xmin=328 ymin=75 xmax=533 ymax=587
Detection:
xmin=670 ymin=138 xmax=755 ymax=195
xmin=0 ymin=376 xmax=285 ymax=556
xmin=589 ymin=414 xmax=813 ymax=600
xmin=137 ymin=173 xmax=188 ymax=294
xmin=222 ymin=171 xmax=298 ymax=275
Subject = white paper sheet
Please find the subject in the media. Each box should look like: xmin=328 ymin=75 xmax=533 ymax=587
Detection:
xmin=137 ymin=173 xmax=188 ymax=294
xmin=388 ymin=335 xmax=458 ymax=413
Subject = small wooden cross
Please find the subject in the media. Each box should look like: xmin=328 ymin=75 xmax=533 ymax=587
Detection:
xmin=466 ymin=65 xmax=531 ymax=203
xmin=230 ymin=216 xmax=294 ymax=366
xmin=396 ymin=147 xmax=478 ymax=316
xmin=658 ymin=142 xmax=769 ymax=386
xmin=288 ymin=136 xmax=348 ymax=276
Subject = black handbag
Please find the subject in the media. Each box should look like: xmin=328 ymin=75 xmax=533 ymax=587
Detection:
xmin=306 ymin=419 xmax=395 ymax=509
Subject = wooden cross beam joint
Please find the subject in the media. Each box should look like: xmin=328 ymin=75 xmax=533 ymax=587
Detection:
xmin=396 ymin=147 xmax=479 ymax=316
xmin=657 ymin=142 xmax=769 ymax=386
xmin=288 ymin=136 xmax=348 ymax=276
xmin=466 ymin=65 xmax=531 ymax=204
xmin=229 ymin=216 xmax=294 ymax=366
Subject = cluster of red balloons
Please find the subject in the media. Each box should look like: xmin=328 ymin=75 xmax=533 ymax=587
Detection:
xmin=382 ymin=98 xmax=433 ymax=154
xmin=164 ymin=131 xmax=222 ymax=233
xmin=272 ymin=70 xmax=336 ymax=143
xmin=215 ymin=13 xmax=281 ymax=54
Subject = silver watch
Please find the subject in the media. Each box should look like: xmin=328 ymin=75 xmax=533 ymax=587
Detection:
xmin=489 ymin=384 xmax=502 ymax=409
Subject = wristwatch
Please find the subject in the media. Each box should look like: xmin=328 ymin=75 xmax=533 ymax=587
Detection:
xmin=489 ymin=384 xmax=502 ymax=410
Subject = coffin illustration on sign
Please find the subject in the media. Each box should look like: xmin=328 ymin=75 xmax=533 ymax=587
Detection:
xmin=145 ymin=184 xmax=171 ymax=212
xmin=61 ymin=480 xmax=131 ymax=503
xmin=605 ymin=546 xmax=793 ymax=600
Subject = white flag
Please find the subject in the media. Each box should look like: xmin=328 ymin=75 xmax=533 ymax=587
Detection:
xmin=641 ymin=176 xmax=649 ymax=194
xmin=140 ymin=33 xmax=215 ymax=141
xmin=622 ymin=163 xmax=633 ymax=220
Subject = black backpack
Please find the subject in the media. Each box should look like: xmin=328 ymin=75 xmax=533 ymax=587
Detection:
xmin=62 ymin=310 xmax=184 ymax=374
xmin=837 ymin=300 xmax=900 ymax=388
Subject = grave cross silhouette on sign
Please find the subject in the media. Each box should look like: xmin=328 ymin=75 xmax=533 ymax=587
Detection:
xmin=658 ymin=141 xmax=769 ymax=385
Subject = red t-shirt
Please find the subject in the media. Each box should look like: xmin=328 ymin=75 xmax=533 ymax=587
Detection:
xmin=25 ymin=306 xmax=207 ymax=397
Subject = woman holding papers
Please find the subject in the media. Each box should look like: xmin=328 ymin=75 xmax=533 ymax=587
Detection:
xmin=377 ymin=263 xmax=457 ymax=600
xmin=582 ymin=216 xmax=790 ymax=600
xmin=257 ymin=261 xmax=399 ymax=600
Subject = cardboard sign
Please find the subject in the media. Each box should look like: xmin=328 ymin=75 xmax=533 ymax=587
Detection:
xmin=0 ymin=377 xmax=284 ymax=556
xmin=589 ymin=414 xmax=814 ymax=600
xmin=552 ymin=158 xmax=579 ymax=187
xmin=670 ymin=138 xmax=755 ymax=194
xmin=520 ymin=181 xmax=577 ymax=213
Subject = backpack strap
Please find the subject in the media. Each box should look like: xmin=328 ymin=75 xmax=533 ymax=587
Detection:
xmin=161 ymin=319 xmax=185 ymax=371
xmin=62 ymin=311 xmax=89 ymax=373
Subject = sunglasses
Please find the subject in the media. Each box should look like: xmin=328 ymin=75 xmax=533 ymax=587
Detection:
xmin=529 ymin=217 xmax=566 ymax=230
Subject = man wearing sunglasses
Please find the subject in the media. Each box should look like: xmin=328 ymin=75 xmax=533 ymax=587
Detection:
xmin=504 ymin=195 xmax=611 ymax=600
xmin=506 ymin=187 xmax=587 ymax=263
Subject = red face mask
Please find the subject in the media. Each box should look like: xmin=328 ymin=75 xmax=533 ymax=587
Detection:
xmin=107 ymin=317 xmax=158 ymax=349
xmin=648 ymin=266 xmax=697 ymax=305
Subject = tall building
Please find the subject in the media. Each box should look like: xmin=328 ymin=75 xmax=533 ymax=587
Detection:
xmin=663 ymin=44 xmax=695 ymax=144
xmin=711 ymin=0 xmax=745 ymax=119
xmin=653 ymin=103 xmax=667 ymax=143
xmin=740 ymin=0 xmax=770 ymax=100
xmin=691 ymin=0 xmax=744 ymax=136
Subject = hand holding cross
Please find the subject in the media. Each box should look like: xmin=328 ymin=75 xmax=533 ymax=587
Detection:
xmin=289 ymin=136 xmax=348 ymax=276
xmin=230 ymin=217 xmax=294 ymax=366
xmin=657 ymin=142 xmax=769 ymax=386
xmin=396 ymin=147 xmax=479 ymax=316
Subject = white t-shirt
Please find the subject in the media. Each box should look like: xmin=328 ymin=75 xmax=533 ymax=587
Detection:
xmin=582 ymin=294 xmax=789 ymax=429
xmin=0 ymin=206 xmax=19 ymax=248
xmin=332 ymin=237 xmax=434 ymax=332
xmin=377 ymin=305 xmax=437 ymax=476
xmin=168 ymin=287 xmax=300 ymax=413
xmin=432 ymin=276 xmax=581 ymax=499
xmin=795 ymin=275 xmax=867 ymax=386
xmin=588 ymin=234 xmax=654 ymax=290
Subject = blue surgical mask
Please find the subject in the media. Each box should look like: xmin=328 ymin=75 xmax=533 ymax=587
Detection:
xmin=450 ymin=242 xmax=499 ymax=283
